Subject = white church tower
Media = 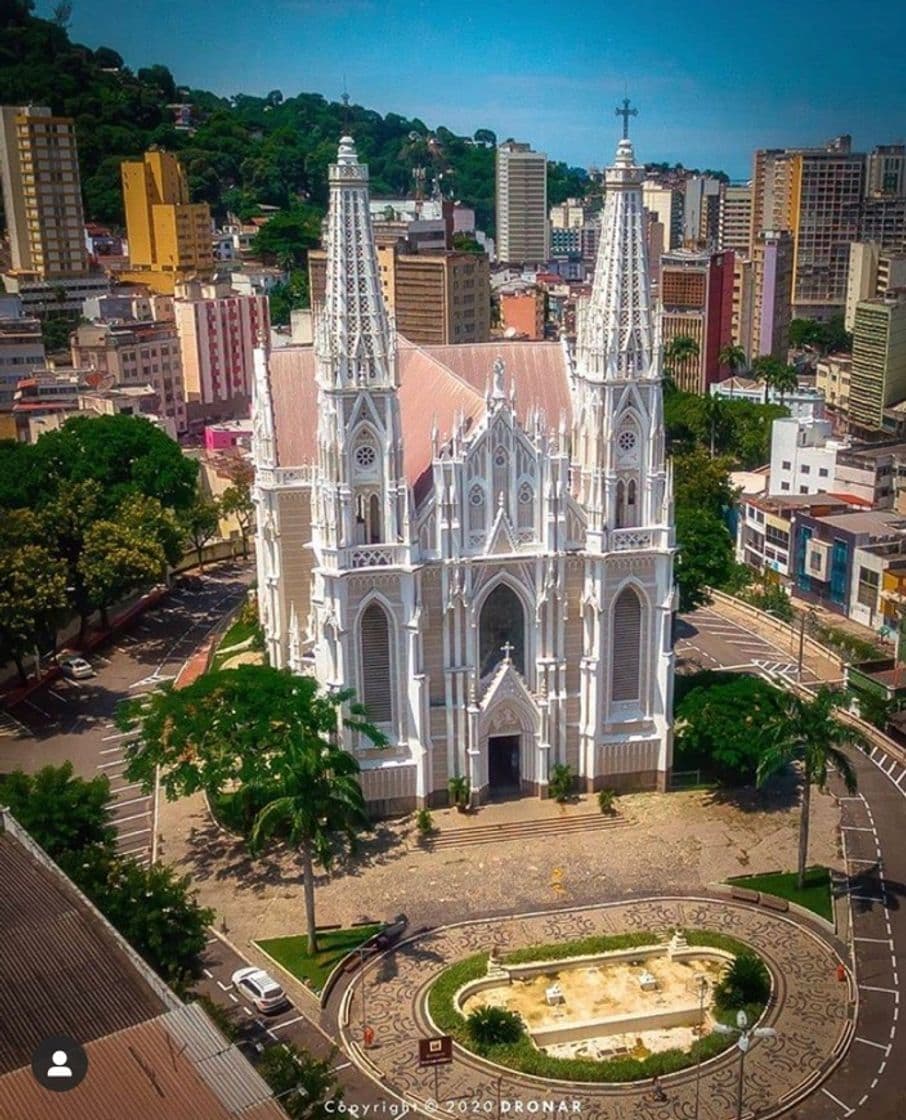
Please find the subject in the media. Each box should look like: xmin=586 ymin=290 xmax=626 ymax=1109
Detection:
xmin=571 ymin=107 xmax=675 ymax=788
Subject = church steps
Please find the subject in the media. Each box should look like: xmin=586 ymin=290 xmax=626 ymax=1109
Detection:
xmin=426 ymin=812 xmax=627 ymax=850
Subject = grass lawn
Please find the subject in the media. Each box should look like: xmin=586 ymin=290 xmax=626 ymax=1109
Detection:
xmin=727 ymin=866 xmax=833 ymax=922
xmin=211 ymin=612 xmax=260 ymax=671
xmin=255 ymin=925 xmax=383 ymax=993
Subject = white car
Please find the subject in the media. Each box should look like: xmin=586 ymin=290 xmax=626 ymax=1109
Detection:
xmin=230 ymin=967 xmax=290 ymax=1014
xmin=58 ymin=655 xmax=95 ymax=680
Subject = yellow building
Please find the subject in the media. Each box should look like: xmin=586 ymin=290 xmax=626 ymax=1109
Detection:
xmin=120 ymin=151 xmax=213 ymax=293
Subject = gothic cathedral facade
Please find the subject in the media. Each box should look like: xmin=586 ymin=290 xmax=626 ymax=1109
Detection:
xmin=253 ymin=131 xmax=675 ymax=814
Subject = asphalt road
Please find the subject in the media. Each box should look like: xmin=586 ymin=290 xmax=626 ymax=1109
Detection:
xmin=679 ymin=604 xmax=906 ymax=1120
xmin=0 ymin=561 xmax=253 ymax=865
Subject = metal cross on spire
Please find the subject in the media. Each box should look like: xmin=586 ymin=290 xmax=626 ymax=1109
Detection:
xmin=341 ymin=78 xmax=351 ymax=133
xmin=615 ymin=97 xmax=638 ymax=140
xmin=501 ymin=641 xmax=514 ymax=663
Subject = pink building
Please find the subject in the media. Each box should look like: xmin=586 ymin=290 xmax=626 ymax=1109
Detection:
xmin=174 ymin=283 xmax=269 ymax=408
xmin=203 ymin=418 xmax=253 ymax=452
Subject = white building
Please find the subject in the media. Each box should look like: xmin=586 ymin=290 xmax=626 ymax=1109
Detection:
xmin=253 ymin=129 xmax=675 ymax=813
xmin=769 ymin=416 xmax=847 ymax=496
xmin=710 ymin=376 xmax=827 ymax=420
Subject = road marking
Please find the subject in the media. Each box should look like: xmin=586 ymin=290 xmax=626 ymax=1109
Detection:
xmin=23 ymin=698 xmax=52 ymax=718
xmin=854 ymin=1036 xmax=892 ymax=1052
xmin=332 ymin=1061 xmax=352 ymax=1072
xmin=110 ymin=781 xmax=142 ymax=794
xmin=849 ymin=894 xmax=887 ymax=904
xmin=202 ymin=968 xmax=213 ymax=979
xmin=98 ymin=759 xmax=126 ymax=770
xmin=269 ymin=1014 xmax=307 ymax=1032
xmin=821 ymin=1087 xmax=854 ymax=1116
xmin=847 ymin=857 xmax=881 ymax=865
xmin=228 ymin=993 xmax=239 ymax=1003
xmin=101 ymin=731 xmax=135 ymax=742
xmin=113 ymin=811 xmax=152 ymax=825
xmin=860 ymin=986 xmax=899 ymax=999
xmin=117 ymin=827 xmax=151 ymax=840
xmin=854 ymin=937 xmax=894 ymax=945
xmin=841 ymin=826 xmax=875 ymax=832
xmin=111 ymin=796 xmax=150 ymax=810
xmin=100 ymin=746 xmax=125 ymax=755
xmin=217 ymin=981 xmax=231 ymax=992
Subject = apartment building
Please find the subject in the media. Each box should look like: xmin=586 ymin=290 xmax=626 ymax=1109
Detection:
xmin=845 ymin=242 xmax=906 ymax=330
xmin=495 ymin=141 xmax=548 ymax=263
xmin=719 ymin=183 xmax=753 ymax=254
xmin=499 ymin=285 xmax=545 ymax=340
xmin=848 ymin=292 xmax=906 ymax=433
xmin=736 ymin=494 xmax=850 ymax=578
xmin=769 ymin=416 xmax=844 ymax=496
xmin=750 ymin=229 xmax=794 ymax=360
xmin=0 ymin=294 xmax=45 ymax=407
xmin=660 ymin=249 xmax=734 ymax=392
xmin=642 ymin=181 xmax=684 ymax=249
xmin=816 ymin=353 xmax=853 ymax=411
xmin=683 ymin=176 xmax=723 ymax=248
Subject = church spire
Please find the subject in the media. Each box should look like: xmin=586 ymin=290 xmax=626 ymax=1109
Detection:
xmin=575 ymin=110 xmax=656 ymax=382
xmin=316 ymin=135 xmax=396 ymax=389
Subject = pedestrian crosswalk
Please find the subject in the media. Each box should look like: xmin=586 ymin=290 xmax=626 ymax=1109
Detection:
xmin=98 ymin=729 xmax=154 ymax=866
xmin=751 ymin=658 xmax=800 ymax=683
xmin=0 ymin=710 xmax=28 ymax=737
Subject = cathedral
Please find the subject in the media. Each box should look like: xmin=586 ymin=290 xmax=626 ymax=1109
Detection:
xmin=252 ymin=125 xmax=675 ymax=814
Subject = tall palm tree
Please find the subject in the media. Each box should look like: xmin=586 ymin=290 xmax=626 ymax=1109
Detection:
xmin=250 ymin=729 xmax=371 ymax=955
xmin=757 ymin=687 xmax=869 ymax=889
xmin=664 ymin=335 xmax=700 ymax=390
xmin=771 ymin=363 xmax=799 ymax=406
xmin=750 ymin=355 xmax=785 ymax=405
xmin=701 ymin=392 xmax=729 ymax=458
xmin=718 ymin=343 xmax=748 ymax=377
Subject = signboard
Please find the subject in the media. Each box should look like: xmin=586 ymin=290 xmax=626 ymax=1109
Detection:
xmin=418 ymin=1036 xmax=453 ymax=1067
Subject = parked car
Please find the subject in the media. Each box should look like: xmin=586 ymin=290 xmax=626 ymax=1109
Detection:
xmin=58 ymin=655 xmax=95 ymax=680
xmin=230 ymin=967 xmax=290 ymax=1014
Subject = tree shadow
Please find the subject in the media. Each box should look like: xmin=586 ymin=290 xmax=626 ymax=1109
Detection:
xmin=699 ymin=766 xmax=801 ymax=813
xmin=836 ymin=862 xmax=905 ymax=914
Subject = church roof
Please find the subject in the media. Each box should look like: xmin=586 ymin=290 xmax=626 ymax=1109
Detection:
xmin=267 ymin=337 xmax=571 ymax=504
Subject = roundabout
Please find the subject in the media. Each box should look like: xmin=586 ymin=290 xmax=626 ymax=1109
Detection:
xmin=340 ymin=896 xmax=854 ymax=1118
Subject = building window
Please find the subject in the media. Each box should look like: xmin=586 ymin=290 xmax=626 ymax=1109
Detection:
xmin=479 ymin=584 xmax=525 ymax=678
xmin=782 ymin=460 xmax=791 ymax=470
xmin=611 ymin=587 xmax=642 ymax=702
xmin=801 ymin=465 xmax=810 ymax=475
xmin=360 ymin=603 xmax=392 ymax=724
xmin=856 ymin=567 xmax=879 ymax=609
xmin=819 ymin=468 xmax=829 ymax=478
xmin=799 ymin=486 xmax=809 ymax=494
xmin=781 ymin=482 xmax=790 ymax=492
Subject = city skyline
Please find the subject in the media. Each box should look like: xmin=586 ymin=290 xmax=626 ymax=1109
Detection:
xmin=56 ymin=0 xmax=906 ymax=179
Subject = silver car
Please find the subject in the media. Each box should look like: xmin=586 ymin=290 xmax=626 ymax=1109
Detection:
xmin=58 ymin=655 xmax=95 ymax=680
xmin=230 ymin=967 xmax=290 ymax=1014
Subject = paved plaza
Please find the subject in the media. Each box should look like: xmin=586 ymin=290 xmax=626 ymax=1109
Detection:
xmin=341 ymin=897 xmax=852 ymax=1119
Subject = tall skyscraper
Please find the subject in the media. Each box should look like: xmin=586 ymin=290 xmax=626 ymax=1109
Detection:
xmin=642 ymin=181 xmax=684 ymax=250
xmin=846 ymin=242 xmax=906 ymax=331
xmin=0 ymin=105 xmax=88 ymax=279
xmin=849 ymin=292 xmax=906 ymax=433
xmin=750 ymin=230 xmax=794 ymax=361
xmin=719 ymin=183 xmax=753 ymax=254
xmin=495 ymin=141 xmax=548 ymax=263
xmin=121 ymin=150 xmax=213 ymax=293
xmin=750 ymin=137 xmax=864 ymax=320
xmin=683 ymin=176 xmax=722 ymax=248
xmin=660 ymin=249 xmax=735 ymax=392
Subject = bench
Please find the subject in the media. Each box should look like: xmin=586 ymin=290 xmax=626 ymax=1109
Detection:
xmin=759 ymin=894 xmax=789 ymax=913
xmin=730 ymin=886 xmax=760 ymax=904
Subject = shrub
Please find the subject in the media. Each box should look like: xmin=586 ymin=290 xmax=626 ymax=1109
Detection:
xmin=549 ymin=762 xmax=573 ymax=803
xmin=466 ymin=1005 xmax=525 ymax=1048
xmin=598 ymin=788 xmax=617 ymax=815
xmin=448 ymin=775 xmax=470 ymax=809
xmin=714 ymin=952 xmax=771 ymax=1011
xmin=416 ymin=807 xmax=435 ymax=836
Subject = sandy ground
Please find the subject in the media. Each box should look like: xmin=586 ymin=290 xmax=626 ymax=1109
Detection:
xmin=158 ymin=770 xmax=842 ymax=947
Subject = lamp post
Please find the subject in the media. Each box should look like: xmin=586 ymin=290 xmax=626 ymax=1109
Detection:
xmin=714 ymin=1009 xmax=777 ymax=1119
xmin=692 ymin=975 xmax=710 ymax=1120
xmin=796 ymin=605 xmax=818 ymax=681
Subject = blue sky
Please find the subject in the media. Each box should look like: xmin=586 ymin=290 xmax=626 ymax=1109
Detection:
xmin=51 ymin=0 xmax=906 ymax=180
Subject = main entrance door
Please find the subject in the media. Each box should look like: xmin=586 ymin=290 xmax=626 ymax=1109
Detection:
xmin=488 ymin=734 xmax=521 ymax=798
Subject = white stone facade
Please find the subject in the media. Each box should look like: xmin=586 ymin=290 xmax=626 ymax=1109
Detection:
xmin=253 ymin=132 xmax=675 ymax=813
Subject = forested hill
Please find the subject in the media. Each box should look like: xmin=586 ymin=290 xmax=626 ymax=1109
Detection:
xmin=0 ymin=1 xmax=592 ymax=232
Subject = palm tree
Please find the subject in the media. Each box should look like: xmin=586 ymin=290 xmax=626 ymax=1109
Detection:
xmin=750 ymin=355 xmax=785 ymax=405
xmin=757 ymin=687 xmax=869 ymax=889
xmin=250 ymin=726 xmax=371 ymax=955
xmin=771 ymin=363 xmax=799 ymax=405
xmin=702 ymin=392 xmax=728 ymax=458
xmin=718 ymin=343 xmax=748 ymax=377
xmin=664 ymin=335 xmax=700 ymax=390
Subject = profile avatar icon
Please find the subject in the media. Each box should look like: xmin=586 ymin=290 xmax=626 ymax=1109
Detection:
xmin=47 ymin=1050 xmax=72 ymax=1079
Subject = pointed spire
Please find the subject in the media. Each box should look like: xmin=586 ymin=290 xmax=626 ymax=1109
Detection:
xmin=575 ymin=123 xmax=655 ymax=381
xmin=317 ymin=135 xmax=395 ymax=389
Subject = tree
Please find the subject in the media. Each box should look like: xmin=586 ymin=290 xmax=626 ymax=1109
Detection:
xmin=675 ymin=507 xmax=735 ymax=611
xmin=118 ymin=493 xmax=184 ymax=568
xmin=0 ymin=763 xmax=115 ymax=862
xmin=268 ymin=270 xmax=310 ymax=325
xmin=757 ymin=687 xmax=869 ymax=889
xmin=220 ymin=460 xmax=255 ymax=559
xmin=466 ymin=1005 xmax=525 ymax=1048
xmin=674 ymin=451 xmax=738 ymax=518
xmin=714 ymin=953 xmax=771 ymax=1012
xmin=118 ymin=666 xmax=386 ymax=955
xmin=78 ymin=517 xmax=165 ymax=628
xmin=750 ymin=355 xmax=786 ymax=405
xmin=181 ymin=496 xmax=221 ymax=570
xmin=675 ymin=675 xmax=785 ymax=781
xmin=718 ymin=344 xmax=748 ymax=375
xmin=0 ymin=539 xmax=68 ymax=683
xmin=256 ymin=1043 xmax=342 ymax=1120
xmin=252 ymin=205 xmax=322 ymax=267
xmin=40 ymin=479 xmax=104 ymax=642
xmin=664 ymin=335 xmax=700 ymax=386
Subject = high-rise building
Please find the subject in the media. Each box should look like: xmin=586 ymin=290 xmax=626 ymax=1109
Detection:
xmin=845 ymin=243 xmax=906 ymax=331
xmin=0 ymin=105 xmax=88 ymax=279
xmin=731 ymin=256 xmax=754 ymax=357
xmin=848 ymin=292 xmax=906 ymax=432
xmin=174 ymin=281 xmax=268 ymax=413
xmin=495 ymin=141 xmax=548 ymax=263
xmin=660 ymin=249 xmax=735 ymax=392
xmin=750 ymin=230 xmax=794 ymax=361
xmin=866 ymin=145 xmax=906 ymax=199
xmin=0 ymin=294 xmax=45 ymax=408
xmin=719 ymin=183 xmax=753 ymax=254
xmin=121 ymin=150 xmax=213 ymax=293
xmin=683 ymin=176 xmax=722 ymax=248
xmin=642 ymin=181 xmax=684 ymax=249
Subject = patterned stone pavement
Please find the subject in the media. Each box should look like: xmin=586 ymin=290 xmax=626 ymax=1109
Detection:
xmin=340 ymin=897 xmax=853 ymax=1119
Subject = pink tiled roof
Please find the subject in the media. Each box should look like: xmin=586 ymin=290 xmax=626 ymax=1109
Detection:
xmin=267 ymin=337 xmax=571 ymax=506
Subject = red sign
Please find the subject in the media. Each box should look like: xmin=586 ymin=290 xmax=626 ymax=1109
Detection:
xmin=418 ymin=1036 xmax=453 ymax=1066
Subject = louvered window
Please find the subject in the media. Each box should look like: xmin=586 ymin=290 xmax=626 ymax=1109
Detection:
xmin=360 ymin=604 xmax=392 ymax=722
xmin=611 ymin=587 xmax=642 ymax=702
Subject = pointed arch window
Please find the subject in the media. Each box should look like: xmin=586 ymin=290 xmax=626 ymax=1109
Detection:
xmin=368 ymin=494 xmax=382 ymax=543
xmin=611 ymin=587 xmax=642 ymax=702
xmin=468 ymin=484 xmax=485 ymax=532
xmin=360 ymin=603 xmax=393 ymax=723
xmin=479 ymin=584 xmax=525 ymax=678
xmin=517 ymin=482 xmax=533 ymax=530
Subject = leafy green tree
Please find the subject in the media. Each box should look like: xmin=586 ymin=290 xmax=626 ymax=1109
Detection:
xmin=75 ymin=847 xmax=214 ymax=993
xmin=0 ymin=763 xmax=115 ymax=861
xmin=751 ymin=355 xmax=797 ymax=405
xmin=757 ymin=687 xmax=869 ymax=888
xmin=252 ymin=205 xmax=322 ymax=267
xmin=118 ymin=493 xmax=184 ymax=568
xmin=181 ymin=495 xmax=221 ymax=570
xmin=718 ymin=344 xmax=748 ymax=374
xmin=220 ymin=460 xmax=255 ymax=559
xmin=40 ymin=479 xmax=104 ymax=641
xmin=268 ymin=270 xmax=310 ymax=326
xmin=675 ymin=507 xmax=735 ymax=611
xmin=0 ymin=536 xmax=68 ymax=683
xmin=675 ymin=676 xmax=785 ymax=781
xmin=674 ymin=451 xmax=737 ymax=518
xmin=118 ymin=666 xmax=386 ymax=954
xmin=78 ymin=517 xmax=165 ymax=628
xmin=256 ymin=1042 xmax=342 ymax=1120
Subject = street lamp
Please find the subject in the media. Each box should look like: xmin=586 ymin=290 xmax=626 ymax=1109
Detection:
xmin=692 ymin=975 xmax=710 ymax=1120
xmin=713 ymin=1009 xmax=778 ymax=1120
